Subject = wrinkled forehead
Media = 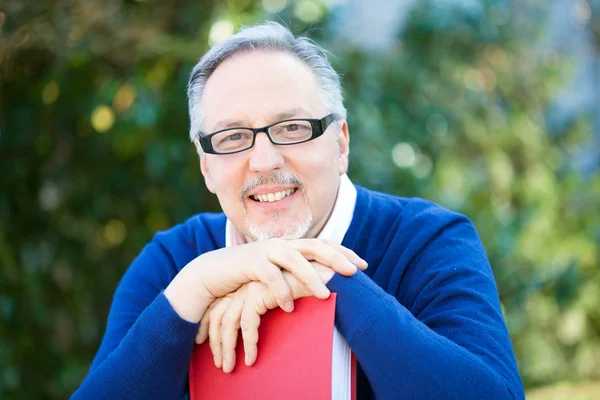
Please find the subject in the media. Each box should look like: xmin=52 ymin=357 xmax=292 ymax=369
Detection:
xmin=200 ymin=50 xmax=326 ymax=133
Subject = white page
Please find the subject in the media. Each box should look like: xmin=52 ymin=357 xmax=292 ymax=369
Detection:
xmin=331 ymin=326 xmax=351 ymax=399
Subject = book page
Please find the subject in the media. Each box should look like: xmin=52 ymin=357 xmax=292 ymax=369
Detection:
xmin=331 ymin=326 xmax=351 ymax=399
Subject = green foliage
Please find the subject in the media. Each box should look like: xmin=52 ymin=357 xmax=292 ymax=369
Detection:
xmin=1 ymin=0 xmax=599 ymax=398
xmin=527 ymin=381 xmax=600 ymax=400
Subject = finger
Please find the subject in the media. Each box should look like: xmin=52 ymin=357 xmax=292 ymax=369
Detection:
xmin=308 ymin=261 xmax=335 ymax=284
xmin=196 ymin=301 xmax=217 ymax=344
xmin=268 ymin=247 xmax=330 ymax=299
xmin=221 ymin=295 xmax=245 ymax=373
xmin=241 ymin=283 xmax=268 ymax=367
xmin=290 ymin=239 xmax=361 ymax=276
xmin=282 ymin=270 xmax=312 ymax=299
xmin=321 ymin=239 xmax=368 ymax=271
xmin=249 ymin=279 xmax=280 ymax=309
xmin=252 ymin=261 xmax=294 ymax=312
xmin=209 ymin=297 xmax=232 ymax=369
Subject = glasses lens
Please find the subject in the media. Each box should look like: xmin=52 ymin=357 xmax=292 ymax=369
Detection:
xmin=211 ymin=129 xmax=254 ymax=153
xmin=269 ymin=120 xmax=313 ymax=144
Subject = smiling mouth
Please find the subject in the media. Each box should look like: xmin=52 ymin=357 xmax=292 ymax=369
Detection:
xmin=250 ymin=188 xmax=298 ymax=203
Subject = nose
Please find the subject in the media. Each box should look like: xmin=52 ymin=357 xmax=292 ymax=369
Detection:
xmin=248 ymin=132 xmax=284 ymax=172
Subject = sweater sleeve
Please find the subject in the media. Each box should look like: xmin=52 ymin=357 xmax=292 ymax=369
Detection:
xmin=327 ymin=215 xmax=525 ymax=400
xmin=71 ymin=238 xmax=199 ymax=400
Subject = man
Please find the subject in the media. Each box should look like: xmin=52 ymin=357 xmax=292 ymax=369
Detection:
xmin=73 ymin=22 xmax=525 ymax=399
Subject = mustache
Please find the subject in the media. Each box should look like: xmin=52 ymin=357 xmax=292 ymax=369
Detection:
xmin=241 ymin=173 xmax=303 ymax=199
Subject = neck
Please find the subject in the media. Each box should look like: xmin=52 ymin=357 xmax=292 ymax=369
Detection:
xmin=303 ymin=180 xmax=340 ymax=239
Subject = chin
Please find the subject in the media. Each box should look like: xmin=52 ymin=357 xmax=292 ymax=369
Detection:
xmin=246 ymin=214 xmax=313 ymax=241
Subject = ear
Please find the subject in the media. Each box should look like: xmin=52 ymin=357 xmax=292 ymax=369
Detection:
xmin=337 ymin=120 xmax=350 ymax=175
xmin=197 ymin=139 xmax=216 ymax=194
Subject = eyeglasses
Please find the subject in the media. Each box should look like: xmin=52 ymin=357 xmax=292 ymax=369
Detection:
xmin=197 ymin=113 xmax=340 ymax=155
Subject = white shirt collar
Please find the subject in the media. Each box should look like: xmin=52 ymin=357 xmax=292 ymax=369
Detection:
xmin=225 ymin=174 xmax=357 ymax=247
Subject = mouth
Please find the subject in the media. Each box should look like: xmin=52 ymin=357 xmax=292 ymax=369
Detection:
xmin=248 ymin=188 xmax=298 ymax=203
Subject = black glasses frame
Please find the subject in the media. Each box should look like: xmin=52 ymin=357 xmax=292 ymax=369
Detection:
xmin=197 ymin=113 xmax=340 ymax=155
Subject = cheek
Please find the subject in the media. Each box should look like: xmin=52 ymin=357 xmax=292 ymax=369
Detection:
xmin=208 ymin=159 xmax=244 ymax=195
xmin=309 ymin=142 xmax=342 ymax=177
xmin=293 ymin=146 xmax=340 ymax=195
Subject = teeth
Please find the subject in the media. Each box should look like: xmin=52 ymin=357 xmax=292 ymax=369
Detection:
xmin=252 ymin=188 xmax=295 ymax=203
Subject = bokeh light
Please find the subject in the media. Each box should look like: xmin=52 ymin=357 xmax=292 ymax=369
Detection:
xmin=294 ymin=0 xmax=323 ymax=23
xmin=42 ymin=81 xmax=60 ymax=105
xmin=392 ymin=142 xmax=416 ymax=169
xmin=113 ymin=84 xmax=136 ymax=113
xmin=209 ymin=20 xmax=235 ymax=45
xmin=91 ymin=105 xmax=116 ymax=133
xmin=262 ymin=0 xmax=287 ymax=13
xmin=103 ymin=220 xmax=127 ymax=247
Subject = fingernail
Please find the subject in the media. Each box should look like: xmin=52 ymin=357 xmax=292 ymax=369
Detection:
xmin=284 ymin=301 xmax=294 ymax=312
xmin=346 ymin=261 xmax=358 ymax=272
xmin=214 ymin=355 xmax=219 ymax=368
xmin=320 ymin=285 xmax=331 ymax=298
xmin=245 ymin=352 xmax=250 ymax=366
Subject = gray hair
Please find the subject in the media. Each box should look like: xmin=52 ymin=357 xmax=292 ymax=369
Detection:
xmin=187 ymin=21 xmax=347 ymax=142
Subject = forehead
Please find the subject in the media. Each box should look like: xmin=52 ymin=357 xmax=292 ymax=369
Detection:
xmin=201 ymin=50 xmax=325 ymax=132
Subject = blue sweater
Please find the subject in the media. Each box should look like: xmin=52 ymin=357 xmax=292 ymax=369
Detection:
xmin=73 ymin=186 xmax=525 ymax=399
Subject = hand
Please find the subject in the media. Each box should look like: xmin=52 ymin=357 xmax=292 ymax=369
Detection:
xmin=164 ymin=238 xmax=367 ymax=323
xmin=196 ymin=262 xmax=341 ymax=373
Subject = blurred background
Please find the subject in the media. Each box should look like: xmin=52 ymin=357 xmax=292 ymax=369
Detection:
xmin=1 ymin=0 xmax=599 ymax=398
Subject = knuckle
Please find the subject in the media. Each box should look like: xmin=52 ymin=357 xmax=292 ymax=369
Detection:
xmin=209 ymin=335 xmax=221 ymax=347
xmin=263 ymin=267 xmax=282 ymax=283
xmin=221 ymin=335 xmax=236 ymax=349
xmin=240 ymin=322 xmax=252 ymax=334
xmin=221 ymin=313 xmax=233 ymax=327
xmin=210 ymin=307 xmax=223 ymax=320
xmin=288 ymin=249 xmax=304 ymax=263
xmin=222 ymin=309 xmax=240 ymax=328
xmin=209 ymin=322 xmax=220 ymax=335
xmin=281 ymin=250 xmax=299 ymax=269
xmin=248 ymin=281 xmax=262 ymax=291
xmin=222 ymin=343 xmax=236 ymax=351
xmin=240 ymin=314 xmax=257 ymax=331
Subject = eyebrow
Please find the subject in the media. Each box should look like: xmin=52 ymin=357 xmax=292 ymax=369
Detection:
xmin=209 ymin=107 xmax=311 ymax=133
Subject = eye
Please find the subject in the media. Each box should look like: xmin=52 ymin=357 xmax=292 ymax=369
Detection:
xmin=285 ymin=124 xmax=299 ymax=131
xmin=226 ymin=133 xmax=243 ymax=141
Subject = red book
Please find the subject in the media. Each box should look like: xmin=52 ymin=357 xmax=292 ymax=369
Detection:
xmin=189 ymin=294 xmax=356 ymax=399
